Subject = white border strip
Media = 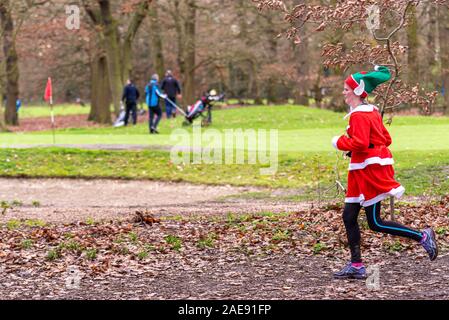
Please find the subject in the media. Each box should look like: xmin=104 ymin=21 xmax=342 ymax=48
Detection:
xmin=345 ymin=186 xmax=405 ymax=207
xmin=344 ymin=104 xmax=378 ymax=119
xmin=348 ymin=157 xmax=394 ymax=170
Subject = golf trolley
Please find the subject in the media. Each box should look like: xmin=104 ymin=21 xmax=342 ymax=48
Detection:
xmin=181 ymin=91 xmax=225 ymax=127
xmin=157 ymin=90 xmax=225 ymax=127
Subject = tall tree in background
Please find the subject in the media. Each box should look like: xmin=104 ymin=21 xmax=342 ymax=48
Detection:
xmin=407 ymin=6 xmax=419 ymax=85
xmin=0 ymin=31 xmax=5 ymax=130
xmin=148 ymin=1 xmax=165 ymax=79
xmin=421 ymin=5 xmax=438 ymax=91
xmin=254 ymin=0 xmax=444 ymax=115
xmin=183 ymin=0 xmax=197 ymax=104
xmin=235 ymin=0 xmax=262 ymax=104
xmin=83 ymin=1 xmax=112 ymax=123
xmin=291 ymin=7 xmax=309 ymax=106
xmin=165 ymin=0 xmax=197 ymax=104
xmin=82 ymin=0 xmax=150 ymax=115
xmin=261 ymin=11 xmax=281 ymax=104
xmin=122 ymin=0 xmax=150 ymax=82
xmin=439 ymin=4 xmax=449 ymax=115
xmin=0 ymin=0 xmax=19 ymax=125
xmin=0 ymin=0 xmax=446 ymax=114
xmin=88 ymin=36 xmax=111 ymax=124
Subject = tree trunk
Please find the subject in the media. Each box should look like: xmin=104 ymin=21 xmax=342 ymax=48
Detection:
xmin=0 ymin=0 xmax=19 ymax=125
xmin=327 ymin=34 xmax=344 ymax=110
xmin=148 ymin=1 xmax=165 ymax=79
xmin=182 ymin=0 xmax=196 ymax=105
xmin=121 ymin=41 xmax=133 ymax=85
xmin=89 ymin=53 xmax=111 ymax=124
xmin=122 ymin=0 xmax=149 ymax=82
xmin=84 ymin=0 xmax=148 ymax=117
xmin=292 ymin=0 xmax=309 ymax=106
xmin=173 ymin=0 xmax=185 ymax=88
xmin=264 ymin=13 xmax=281 ymax=104
xmin=0 ymin=92 xmax=6 ymax=131
xmin=423 ymin=5 xmax=437 ymax=92
xmin=89 ymin=55 xmax=99 ymax=122
xmin=312 ymin=70 xmax=323 ymax=109
xmin=0 ymin=44 xmax=4 ymax=131
xmin=438 ymin=6 xmax=449 ymax=115
xmin=407 ymin=6 xmax=419 ymax=86
xmin=0 ymin=36 xmax=5 ymax=131
xmin=235 ymin=0 xmax=262 ymax=104
xmin=98 ymin=0 xmax=123 ymax=116
xmin=293 ymin=39 xmax=310 ymax=105
xmin=249 ymin=60 xmax=263 ymax=104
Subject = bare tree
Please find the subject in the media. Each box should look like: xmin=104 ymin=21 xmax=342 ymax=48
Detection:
xmin=407 ymin=6 xmax=419 ymax=85
xmin=148 ymin=1 xmax=165 ymax=79
xmin=0 ymin=0 xmax=20 ymax=125
xmin=82 ymin=0 xmax=150 ymax=115
xmin=179 ymin=0 xmax=197 ymax=105
xmin=253 ymin=0 xmax=444 ymax=115
xmin=439 ymin=3 xmax=449 ymax=115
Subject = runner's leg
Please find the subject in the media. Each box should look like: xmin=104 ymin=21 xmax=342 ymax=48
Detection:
xmin=343 ymin=202 xmax=363 ymax=263
xmin=364 ymin=201 xmax=423 ymax=242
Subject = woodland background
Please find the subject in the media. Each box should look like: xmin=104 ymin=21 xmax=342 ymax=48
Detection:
xmin=0 ymin=0 xmax=448 ymax=128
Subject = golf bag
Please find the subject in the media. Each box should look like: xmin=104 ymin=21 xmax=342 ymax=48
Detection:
xmin=113 ymin=104 xmax=126 ymax=127
xmin=183 ymin=92 xmax=225 ymax=126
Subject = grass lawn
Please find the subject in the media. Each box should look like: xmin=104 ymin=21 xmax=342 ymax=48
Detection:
xmin=18 ymin=104 xmax=91 ymax=118
xmin=3 ymin=105 xmax=449 ymax=152
xmin=0 ymin=148 xmax=447 ymax=197
xmin=1 ymin=105 xmax=448 ymax=197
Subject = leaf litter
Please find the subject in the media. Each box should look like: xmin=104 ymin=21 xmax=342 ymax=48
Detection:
xmin=0 ymin=196 xmax=448 ymax=299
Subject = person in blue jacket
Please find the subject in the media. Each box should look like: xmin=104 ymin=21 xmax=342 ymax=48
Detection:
xmin=145 ymin=74 xmax=166 ymax=134
xmin=16 ymin=99 xmax=22 ymax=112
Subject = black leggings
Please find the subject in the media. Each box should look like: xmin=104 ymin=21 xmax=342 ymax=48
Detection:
xmin=343 ymin=202 xmax=423 ymax=263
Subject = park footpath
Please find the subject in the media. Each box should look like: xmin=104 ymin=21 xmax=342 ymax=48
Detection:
xmin=0 ymin=178 xmax=448 ymax=299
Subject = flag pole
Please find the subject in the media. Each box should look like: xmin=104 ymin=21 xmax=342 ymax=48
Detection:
xmin=50 ymin=96 xmax=55 ymax=144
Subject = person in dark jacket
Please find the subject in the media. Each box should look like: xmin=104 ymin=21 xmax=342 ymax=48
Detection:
xmin=160 ymin=70 xmax=181 ymax=119
xmin=121 ymin=79 xmax=140 ymax=126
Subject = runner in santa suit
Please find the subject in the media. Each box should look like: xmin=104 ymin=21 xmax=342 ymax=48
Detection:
xmin=331 ymin=65 xmax=438 ymax=279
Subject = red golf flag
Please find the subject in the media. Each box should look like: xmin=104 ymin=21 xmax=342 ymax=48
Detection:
xmin=44 ymin=77 xmax=52 ymax=103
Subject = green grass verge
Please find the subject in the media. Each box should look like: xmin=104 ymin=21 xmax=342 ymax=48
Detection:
xmin=2 ymin=105 xmax=448 ymax=199
xmin=0 ymin=148 xmax=447 ymax=196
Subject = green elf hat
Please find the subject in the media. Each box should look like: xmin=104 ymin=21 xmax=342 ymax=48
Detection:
xmin=345 ymin=65 xmax=391 ymax=98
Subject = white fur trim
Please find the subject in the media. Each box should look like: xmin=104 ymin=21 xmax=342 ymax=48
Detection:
xmin=345 ymin=197 xmax=364 ymax=203
xmin=331 ymin=136 xmax=341 ymax=150
xmin=348 ymin=157 xmax=394 ymax=171
xmin=344 ymin=186 xmax=405 ymax=207
xmin=344 ymin=104 xmax=379 ymax=119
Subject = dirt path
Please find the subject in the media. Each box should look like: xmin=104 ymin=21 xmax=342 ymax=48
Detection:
xmin=0 ymin=178 xmax=308 ymax=223
xmin=2 ymin=249 xmax=448 ymax=300
xmin=6 ymin=115 xmax=108 ymax=133
xmin=0 ymin=177 xmax=447 ymax=300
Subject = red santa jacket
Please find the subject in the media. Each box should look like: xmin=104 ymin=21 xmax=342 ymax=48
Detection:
xmin=332 ymin=104 xmax=394 ymax=171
